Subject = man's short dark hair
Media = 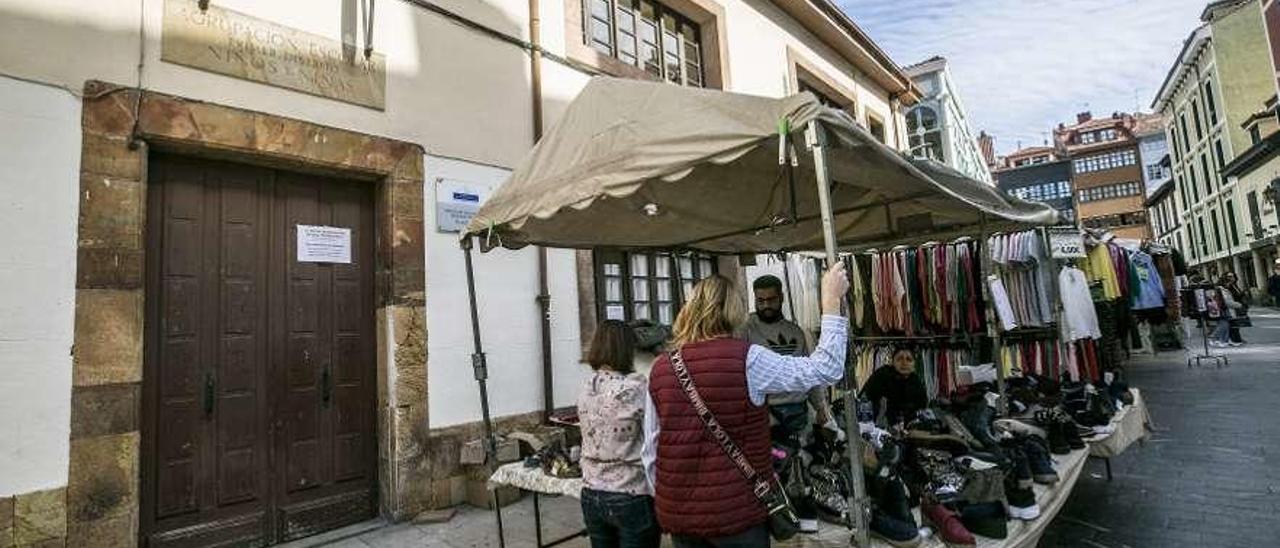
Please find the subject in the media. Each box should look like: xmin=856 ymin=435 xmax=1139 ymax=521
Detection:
xmin=753 ymin=275 xmax=784 ymax=292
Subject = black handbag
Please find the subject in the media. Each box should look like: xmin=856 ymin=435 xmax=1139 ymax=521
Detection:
xmin=668 ymin=350 xmax=801 ymax=541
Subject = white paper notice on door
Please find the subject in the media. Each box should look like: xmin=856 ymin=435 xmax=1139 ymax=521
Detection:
xmin=297 ymin=225 xmax=352 ymax=263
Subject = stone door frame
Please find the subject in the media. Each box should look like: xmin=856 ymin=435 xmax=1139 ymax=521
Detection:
xmin=70 ymin=81 xmax=428 ymax=545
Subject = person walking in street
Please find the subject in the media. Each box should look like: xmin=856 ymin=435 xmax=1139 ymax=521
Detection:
xmin=1210 ymin=273 xmax=1246 ymax=348
xmin=1221 ymin=272 xmax=1250 ymax=345
xmin=578 ymin=320 xmax=660 ymax=548
xmin=643 ymin=264 xmax=849 ymax=548
xmin=1268 ymin=260 xmax=1280 ymax=307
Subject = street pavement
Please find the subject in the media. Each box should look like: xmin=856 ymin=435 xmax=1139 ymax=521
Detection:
xmin=293 ymin=310 xmax=1280 ymax=548
xmin=1040 ymin=307 xmax=1280 ymax=547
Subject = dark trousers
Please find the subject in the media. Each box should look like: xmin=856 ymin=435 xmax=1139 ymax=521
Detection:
xmin=671 ymin=524 xmax=770 ymax=548
xmin=580 ymin=488 xmax=660 ymax=548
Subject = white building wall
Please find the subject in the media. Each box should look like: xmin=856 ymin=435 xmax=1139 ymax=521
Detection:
xmin=0 ymin=76 xmax=80 ymax=496
xmin=423 ymin=156 xmax=587 ymax=427
xmin=0 ymin=0 xmax=907 ymax=441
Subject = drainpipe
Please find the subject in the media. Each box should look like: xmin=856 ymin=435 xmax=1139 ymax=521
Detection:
xmin=529 ymin=0 xmax=554 ymax=422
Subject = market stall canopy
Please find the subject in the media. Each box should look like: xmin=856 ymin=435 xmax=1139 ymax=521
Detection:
xmin=464 ymin=77 xmax=1058 ymax=253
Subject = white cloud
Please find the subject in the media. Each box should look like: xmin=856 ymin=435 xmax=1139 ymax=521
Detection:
xmin=838 ymin=0 xmax=1210 ymax=154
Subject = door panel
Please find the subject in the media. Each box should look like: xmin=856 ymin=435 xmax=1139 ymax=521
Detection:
xmin=144 ymin=155 xmax=376 ymax=546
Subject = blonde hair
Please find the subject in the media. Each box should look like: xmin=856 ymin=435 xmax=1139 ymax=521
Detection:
xmin=671 ymin=274 xmax=747 ymax=346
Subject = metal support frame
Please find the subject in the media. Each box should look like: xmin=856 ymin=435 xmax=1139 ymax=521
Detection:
xmin=1187 ymin=303 xmax=1229 ymax=369
xmin=978 ymin=215 xmax=1009 ymax=416
xmin=462 ymin=236 xmax=507 ymax=548
xmin=807 ymin=121 xmax=870 ymax=546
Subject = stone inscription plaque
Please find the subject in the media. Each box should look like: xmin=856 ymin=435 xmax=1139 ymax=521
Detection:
xmin=161 ymin=0 xmax=386 ymax=109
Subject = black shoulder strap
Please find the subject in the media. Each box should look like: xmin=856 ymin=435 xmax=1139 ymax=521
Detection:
xmin=668 ymin=350 xmax=772 ymax=501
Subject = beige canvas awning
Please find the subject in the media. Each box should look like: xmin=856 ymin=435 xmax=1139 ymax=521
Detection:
xmin=465 ymin=77 xmax=1058 ymax=253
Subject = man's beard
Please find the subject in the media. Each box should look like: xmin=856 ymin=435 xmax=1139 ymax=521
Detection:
xmin=758 ymin=308 xmax=783 ymax=323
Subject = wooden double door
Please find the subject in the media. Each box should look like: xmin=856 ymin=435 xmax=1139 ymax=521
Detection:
xmin=142 ymin=154 xmax=378 ymax=546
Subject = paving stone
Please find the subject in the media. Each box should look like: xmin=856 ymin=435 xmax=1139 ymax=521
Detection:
xmin=1042 ymin=307 xmax=1280 ymax=546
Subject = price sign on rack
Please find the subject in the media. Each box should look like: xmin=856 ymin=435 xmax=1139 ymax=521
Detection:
xmin=1048 ymin=227 xmax=1086 ymax=259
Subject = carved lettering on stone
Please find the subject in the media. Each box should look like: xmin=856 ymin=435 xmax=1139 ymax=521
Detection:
xmin=161 ymin=0 xmax=387 ymax=110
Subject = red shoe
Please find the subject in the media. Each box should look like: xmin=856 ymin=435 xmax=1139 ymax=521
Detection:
xmin=923 ymin=502 xmax=976 ymax=548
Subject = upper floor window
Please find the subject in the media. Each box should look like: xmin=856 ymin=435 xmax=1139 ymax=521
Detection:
xmin=1079 ymin=128 xmax=1118 ymax=144
xmin=1179 ymin=112 xmax=1191 ymax=151
xmin=1191 ymin=99 xmax=1204 ymax=140
xmin=585 ymin=0 xmax=704 ymax=86
xmin=866 ymin=115 xmax=886 ymax=144
xmin=1203 ymin=81 xmax=1219 ymax=125
xmin=907 ymin=106 xmax=942 ymax=161
xmin=1072 ymin=149 xmax=1137 ymax=174
xmin=1146 ymin=164 xmax=1168 ymax=181
xmin=1250 ymin=124 xmax=1262 ymax=145
xmin=1077 ymin=181 xmax=1141 ymax=203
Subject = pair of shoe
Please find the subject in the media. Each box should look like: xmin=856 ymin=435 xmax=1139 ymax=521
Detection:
xmin=922 ymin=502 xmax=976 ymax=547
xmin=1036 ymin=408 xmax=1085 ymax=454
xmin=869 ymin=511 xmax=922 ymax=547
xmin=1022 ymin=436 xmax=1060 ymax=485
xmin=1005 ymin=484 xmax=1041 ymax=521
xmin=869 ymin=476 xmax=922 ymax=547
xmin=957 ymin=501 xmax=1008 ymax=539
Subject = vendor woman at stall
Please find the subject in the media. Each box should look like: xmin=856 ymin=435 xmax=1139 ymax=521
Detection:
xmin=642 ymin=264 xmax=849 ymax=547
xmin=860 ymin=347 xmax=928 ymax=427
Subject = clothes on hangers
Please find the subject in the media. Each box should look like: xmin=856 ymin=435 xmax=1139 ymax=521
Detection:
xmin=1083 ymin=242 xmax=1122 ymax=301
xmin=986 ymin=230 xmax=1054 ymax=328
xmin=859 ymin=239 xmax=985 ymax=335
xmin=1129 ymin=250 xmax=1166 ymax=311
xmin=987 ymin=274 xmax=1018 ymax=331
xmin=1059 ymin=266 xmax=1102 ymax=341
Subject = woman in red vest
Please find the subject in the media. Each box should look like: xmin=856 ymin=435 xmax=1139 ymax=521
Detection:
xmin=643 ymin=263 xmax=849 ymax=547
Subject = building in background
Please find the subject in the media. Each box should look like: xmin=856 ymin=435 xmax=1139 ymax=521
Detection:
xmin=1153 ymin=0 xmax=1275 ymax=283
xmin=994 ymin=146 xmax=1075 ymax=222
xmin=1147 ymin=179 xmax=1183 ymax=249
xmin=0 ymin=0 xmax=918 ymax=545
xmin=902 ymin=56 xmax=993 ymax=183
xmin=1223 ymin=96 xmax=1280 ymax=280
xmin=1264 ymin=0 xmax=1280 ymax=90
xmin=1055 ymin=111 xmax=1152 ymax=240
xmin=978 ymin=131 xmax=1001 ymax=172
xmin=1135 ymin=114 xmax=1173 ymax=196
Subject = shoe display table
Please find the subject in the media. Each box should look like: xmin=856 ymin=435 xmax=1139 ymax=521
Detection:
xmin=488 ymin=462 xmax=585 ymax=547
xmin=774 ymin=447 xmax=1090 ymax=547
xmin=1085 ymin=389 xmax=1153 ymax=481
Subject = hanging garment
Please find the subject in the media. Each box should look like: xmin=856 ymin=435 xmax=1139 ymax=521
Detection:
xmin=1059 ymin=266 xmax=1101 ymax=341
xmin=1084 ymin=243 xmax=1121 ymax=300
xmin=987 ymin=274 xmax=1018 ymax=331
xmin=1129 ymin=251 xmax=1166 ymax=311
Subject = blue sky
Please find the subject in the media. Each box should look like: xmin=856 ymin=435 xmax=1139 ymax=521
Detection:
xmin=838 ymin=0 xmax=1211 ymax=154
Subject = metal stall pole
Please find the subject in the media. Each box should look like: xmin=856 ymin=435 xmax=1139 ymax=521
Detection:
xmin=806 ymin=121 xmax=870 ymax=546
xmin=461 ymin=236 xmax=506 ymax=548
xmin=978 ymin=215 xmax=1009 ymax=416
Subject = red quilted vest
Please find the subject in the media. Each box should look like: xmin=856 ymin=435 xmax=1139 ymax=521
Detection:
xmin=648 ymin=338 xmax=771 ymax=538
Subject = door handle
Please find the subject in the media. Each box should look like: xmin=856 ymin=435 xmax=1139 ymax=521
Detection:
xmin=321 ymin=367 xmax=332 ymax=408
xmin=203 ymin=372 xmax=216 ymax=418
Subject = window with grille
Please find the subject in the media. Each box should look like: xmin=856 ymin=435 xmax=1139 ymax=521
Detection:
xmin=594 ymin=250 xmax=717 ymax=326
xmin=584 ymin=0 xmax=704 ymax=87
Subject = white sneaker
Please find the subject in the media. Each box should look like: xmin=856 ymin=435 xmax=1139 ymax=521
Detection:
xmin=1208 ymin=341 xmax=1225 ymax=348
xmin=1008 ymin=504 xmax=1042 ymax=520
xmin=1228 ymin=342 xmax=1242 ymax=347
xmin=799 ymin=518 xmax=819 ymax=533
